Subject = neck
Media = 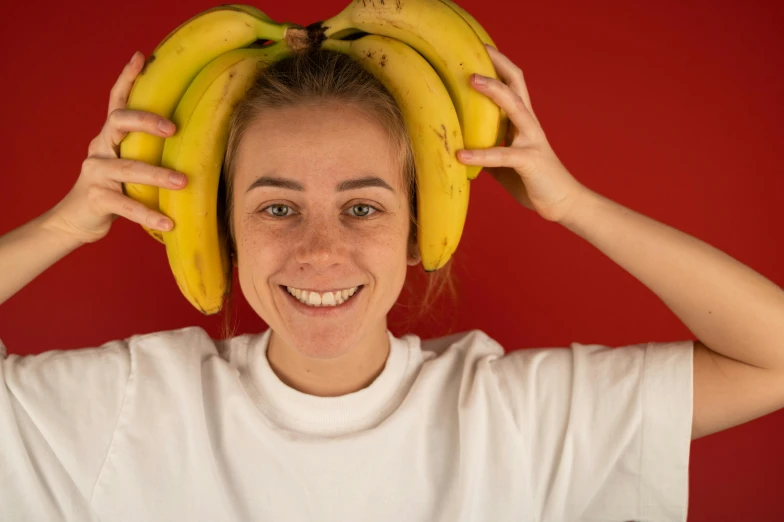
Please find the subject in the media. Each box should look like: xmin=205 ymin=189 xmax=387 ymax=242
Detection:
xmin=266 ymin=324 xmax=391 ymax=397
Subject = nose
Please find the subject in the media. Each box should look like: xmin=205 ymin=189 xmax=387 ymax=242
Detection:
xmin=294 ymin=214 xmax=346 ymax=271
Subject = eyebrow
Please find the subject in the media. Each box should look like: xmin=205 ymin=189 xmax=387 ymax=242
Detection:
xmin=245 ymin=175 xmax=395 ymax=194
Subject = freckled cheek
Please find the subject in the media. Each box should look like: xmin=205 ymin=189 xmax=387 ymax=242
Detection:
xmin=353 ymin=222 xmax=409 ymax=268
xmin=237 ymin=220 xmax=293 ymax=266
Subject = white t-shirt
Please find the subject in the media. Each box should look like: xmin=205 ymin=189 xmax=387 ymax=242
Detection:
xmin=0 ymin=326 xmax=693 ymax=521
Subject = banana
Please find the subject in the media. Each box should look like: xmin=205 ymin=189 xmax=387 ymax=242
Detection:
xmin=119 ymin=5 xmax=296 ymax=244
xmin=158 ymin=42 xmax=293 ymax=314
xmin=322 ymin=35 xmax=469 ymax=271
xmin=438 ymin=0 xmax=509 ymax=174
xmin=438 ymin=0 xmax=496 ymax=48
xmin=315 ymin=0 xmax=500 ymax=181
xmin=224 ymin=3 xmax=275 ymax=23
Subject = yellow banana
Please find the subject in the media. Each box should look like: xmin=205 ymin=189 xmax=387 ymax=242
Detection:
xmin=438 ymin=0 xmax=496 ymax=48
xmin=119 ymin=5 xmax=296 ymax=244
xmin=322 ymin=35 xmax=469 ymax=271
xmin=158 ymin=42 xmax=293 ymax=314
xmin=438 ymin=0 xmax=509 ymax=176
xmin=316 ymin=0 xmax=500 ymax=181
xmin=224 ymin=3 xmax=275 ymax=23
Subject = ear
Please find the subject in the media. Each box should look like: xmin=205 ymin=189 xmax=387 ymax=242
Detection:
xmin=406 ymin=240 xmax=421 ymax=267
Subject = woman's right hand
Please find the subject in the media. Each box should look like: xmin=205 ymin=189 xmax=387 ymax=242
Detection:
xmin=43 ymin=51 xmax=188 ymax=244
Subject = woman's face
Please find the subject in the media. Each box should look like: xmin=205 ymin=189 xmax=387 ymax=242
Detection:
xmin=231 ymin=100 xmax=419 ymax=359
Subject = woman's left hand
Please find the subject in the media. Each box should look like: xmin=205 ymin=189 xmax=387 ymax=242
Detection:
xmin=458 ymin=44 xmax=589 ymax=224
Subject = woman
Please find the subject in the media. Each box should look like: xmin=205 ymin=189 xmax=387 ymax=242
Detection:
xmin=1 ymin=45 xmax=783 ymax=521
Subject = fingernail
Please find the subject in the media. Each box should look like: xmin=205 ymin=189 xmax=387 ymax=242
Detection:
xmin=485 ymin=43 xmax=497 ymax=51
xmin=129 ymin=51 xmax=138 ymax=65
xmin=460 ymin=150 xmax=472 ymax=159
xmin=158 ymin=119 xmax=175 ymax=133
xmin=473 ymin=74 xmax=487 ymax=85
xmin=158 ymin=218 xmax=172 ymax=231
xmin=169 ymin=172 xmax=184 ymax=185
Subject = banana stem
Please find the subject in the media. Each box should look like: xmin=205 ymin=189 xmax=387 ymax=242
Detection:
xmin=285 ymin=27 xmax=311 ymax=51
xmin=304 ymin=22 xmax=328 ymax=49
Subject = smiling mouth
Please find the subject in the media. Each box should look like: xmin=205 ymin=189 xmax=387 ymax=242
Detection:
xmin=282 ymin=285 xmax=363 ymax=308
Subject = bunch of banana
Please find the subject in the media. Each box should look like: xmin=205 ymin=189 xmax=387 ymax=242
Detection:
xmin=313 ymin=0 xmax=505 ymax=270
xmin=120 ymin=4 xmax=298 ymax=245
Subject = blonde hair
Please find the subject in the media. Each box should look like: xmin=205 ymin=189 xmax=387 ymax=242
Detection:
xmin=218 ymin=48 xmax=456 ymax=339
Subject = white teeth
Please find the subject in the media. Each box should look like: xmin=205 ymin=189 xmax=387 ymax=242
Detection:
xmin=286 ymin=285 xmax=360 ymax=308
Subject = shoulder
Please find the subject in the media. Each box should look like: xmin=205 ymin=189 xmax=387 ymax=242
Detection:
xmin=2 ymin=325 xmax=238 ymax=366
xmin=418 ymin=328 xmax=504 ymax=360
xmin=119 ymin=325 xmax=259 ymax=367
xmin=415 ymin=330 xmax=691 ymax=383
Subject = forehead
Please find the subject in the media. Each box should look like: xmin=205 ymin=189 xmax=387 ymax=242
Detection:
xmin=234 ymin=102 xmax=404 ymax=191
xmin=239 ymin=102 xmax=398 ymax=171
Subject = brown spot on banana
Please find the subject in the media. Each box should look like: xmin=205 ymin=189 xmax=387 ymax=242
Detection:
xmin=380 ymin=54 xmax=387 ymax=67
xmin=140 ymin=54 xmax=155 ymax=75
xmin=432 ymin=124 xmax=449 ymax=154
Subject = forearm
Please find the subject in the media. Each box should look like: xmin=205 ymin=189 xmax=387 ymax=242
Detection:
xmin=0 ymin=207 xmax=84 ymax=307
xmin=560 ymin=188 xmax=784 ymax=370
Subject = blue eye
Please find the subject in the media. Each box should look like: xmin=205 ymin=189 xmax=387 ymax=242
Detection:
xmin=263 ymin=204 xmax=292 ymax=217
xmin=350 ymin=204 xmax=378 ymax=218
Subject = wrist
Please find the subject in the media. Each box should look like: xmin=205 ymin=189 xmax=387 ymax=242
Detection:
xmin=557 ymin=185 xmax=602 ymax=230
xmin=37 ymin=204 xmax=89 ymax=251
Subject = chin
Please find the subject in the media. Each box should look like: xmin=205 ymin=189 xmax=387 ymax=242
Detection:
xmin=282 ymin=319 xmax=364 ymax=361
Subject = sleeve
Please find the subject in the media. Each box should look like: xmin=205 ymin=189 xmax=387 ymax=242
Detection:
xmin=489 ymin=339 xmax=694 ymax=522
xmin=0 ymin=336 xmax=132 ymax=520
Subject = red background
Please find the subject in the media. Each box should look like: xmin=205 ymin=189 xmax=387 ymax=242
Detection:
xmin=1 ymin=0 xmax=782 ymax=518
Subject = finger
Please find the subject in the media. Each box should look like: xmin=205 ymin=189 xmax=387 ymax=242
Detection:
xmin=457 ymin=145 xmax=526 ymax=169
xmin=470 ymin=74 xmax=541 ymax=140
xmin=93 ymin=186 xmax=175 ymax=231
xmin=84 ymin=156 xmax=187 ymax=189
xmin=103 ymin=108 xmax=176 ymax=154
xmin=107 ymin=51 xmax=144 ymax=117
xmin=484 ymin=44 xmax=537 ymax=121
